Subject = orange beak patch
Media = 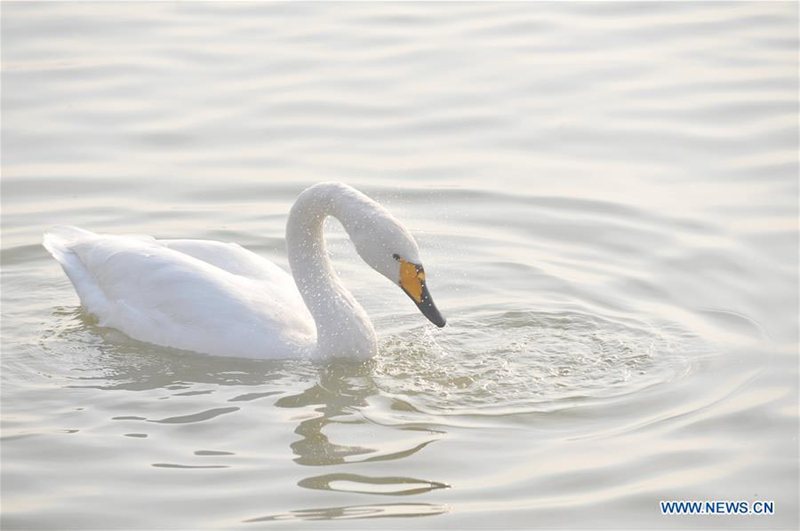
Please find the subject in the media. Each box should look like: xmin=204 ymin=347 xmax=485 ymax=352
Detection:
xmin=398 ymin=258 xmax=425 ymax=303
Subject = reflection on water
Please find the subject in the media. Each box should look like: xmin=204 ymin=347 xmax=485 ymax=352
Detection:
xmin=276 ymin=364 xmax=439 ymax=467
xmin=46 ymin=317 xmax=453 ymax=510
xmin=151 ymin=407 xmax=241 ymax=425
xmin=243 ymin=502 xmax=449 ymax=523
xmin=298 ymin=473 xmax=449 ymax=496
xmin=276 ymin=364 xmax=377 ymax=467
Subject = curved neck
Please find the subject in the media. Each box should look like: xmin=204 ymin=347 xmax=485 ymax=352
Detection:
xmin=285 ymin=183 xmax=377 ymax=359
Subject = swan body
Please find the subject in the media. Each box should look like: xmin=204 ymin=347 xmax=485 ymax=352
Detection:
xmin=44 ymin=182 xmax=445 ymax=359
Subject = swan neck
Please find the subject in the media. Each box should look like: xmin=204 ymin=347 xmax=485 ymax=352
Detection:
xmin=285 ymin=183 xmax=377 ymax=359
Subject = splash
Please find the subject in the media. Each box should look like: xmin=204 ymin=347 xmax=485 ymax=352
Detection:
xmin=373 ymin=310 xmax=702 ymax=415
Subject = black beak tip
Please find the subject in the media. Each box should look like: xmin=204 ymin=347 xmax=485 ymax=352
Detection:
xmin=420 ymin=307 xmax=446 ymax=328
xmin=403 ymin=279 xmax=446 ymax=328
xmin=418 ymin=295 xmax=446 ymax=328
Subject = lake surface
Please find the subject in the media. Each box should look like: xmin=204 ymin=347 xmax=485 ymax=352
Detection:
xmin=2 ymin=2 xmax=798 ymax=529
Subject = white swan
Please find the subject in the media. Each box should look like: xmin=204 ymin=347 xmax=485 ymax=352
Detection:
xmin=43 ymin=182 xmax=446 ymax=360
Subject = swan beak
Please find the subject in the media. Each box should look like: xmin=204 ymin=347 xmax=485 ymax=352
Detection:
xmin=412 ymin=279 xmax=447 ymax=328
xmin=394 ymin=255 xmax=447 ymax=328
xmin=398 ymin=259 xmax=446 ymax=327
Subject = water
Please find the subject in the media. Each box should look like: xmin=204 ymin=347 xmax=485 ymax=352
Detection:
xmin=2 ymin=2 xmax=798 ymax=528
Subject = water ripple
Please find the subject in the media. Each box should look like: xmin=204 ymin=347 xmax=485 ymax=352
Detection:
xmin=374 ymin=310 xmax=699 ymax=416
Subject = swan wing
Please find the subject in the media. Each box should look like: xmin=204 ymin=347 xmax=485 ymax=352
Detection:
xmin=43 ymin=226 xmax=315 ymax=358
xmin=160 ymin=239 xmax=289 ymax=281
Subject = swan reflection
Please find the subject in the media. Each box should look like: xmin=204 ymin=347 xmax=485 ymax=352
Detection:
xmin=274 ymin=361 xmax=445 ymax=469
xmin=55 ymin=323 xmax=450 ymax=521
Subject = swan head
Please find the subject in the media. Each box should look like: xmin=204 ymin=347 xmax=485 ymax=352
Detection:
xmin=342 ymin=201 xmax=447 ymax=328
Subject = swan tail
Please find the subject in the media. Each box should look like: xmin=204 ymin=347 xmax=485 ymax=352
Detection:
xmin=43 ymin=225 xmax=94 ymax=255
xmin=43 ymin=226 xmax=110 ymax=317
